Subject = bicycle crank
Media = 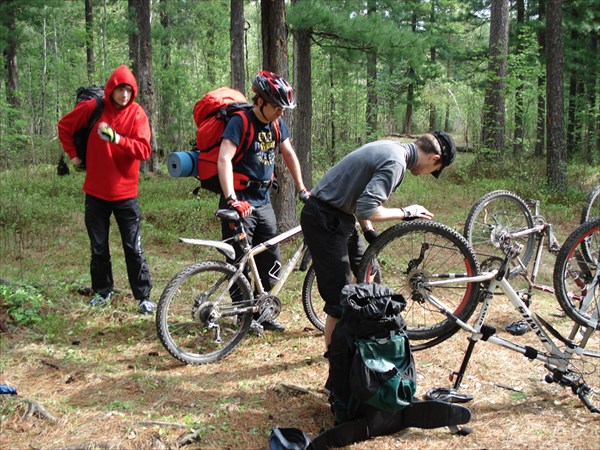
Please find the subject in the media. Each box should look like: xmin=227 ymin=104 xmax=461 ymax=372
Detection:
xmin=255 ymin=295 xmax=282 ymax=324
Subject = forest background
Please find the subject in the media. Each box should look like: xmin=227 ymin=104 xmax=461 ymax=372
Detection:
xmin=1 ymin=1 xmax=600 ymax=449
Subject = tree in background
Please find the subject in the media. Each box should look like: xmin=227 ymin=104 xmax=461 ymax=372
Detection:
xmin=230 ymin=0 xmax=245 ymax=93
xmin=545 ymin=0 xmax=567 ymax=191
xmin=480 ymin=0 xmax=509 ymax=156
xmin=261 ymin=0 xmax=297 ymax=229
xmin=129 ymin=0 xmax=159 ymax=173
xmin=85 ymin=0 xmax=95 ymax=81
xmin=291 ymin=0 xmax=313 ymax=190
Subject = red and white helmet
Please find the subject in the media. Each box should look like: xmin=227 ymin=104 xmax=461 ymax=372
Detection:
xmin=252 ymin=71 xmax=296 ymax=109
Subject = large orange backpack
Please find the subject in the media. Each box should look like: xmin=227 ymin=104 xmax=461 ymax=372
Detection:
xmin=193 ymin=87 xmax=279 ymax=193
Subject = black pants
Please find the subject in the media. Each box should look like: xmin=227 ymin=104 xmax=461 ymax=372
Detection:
xmin=220 ymin=202 xmax=281 ymax=293
xmin=300 ymin=197 xmax=366 ymax=319
xmin=84 ymin=194 xmax=152 ymax=300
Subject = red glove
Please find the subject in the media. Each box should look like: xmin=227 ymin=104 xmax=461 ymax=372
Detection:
xmin=228 ymin=199 xmax=253 ymax=218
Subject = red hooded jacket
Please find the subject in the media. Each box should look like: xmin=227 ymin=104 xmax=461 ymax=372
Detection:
xmin=58 ymin=65 xmax=152 ymax=201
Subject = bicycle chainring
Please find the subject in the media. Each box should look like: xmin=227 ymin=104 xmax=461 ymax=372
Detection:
xmin=256 ymin=295 xmax=282 ymax=323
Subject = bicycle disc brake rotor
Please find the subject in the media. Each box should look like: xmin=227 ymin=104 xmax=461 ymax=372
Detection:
xmin=490 ymin=225 xmax=509 ymax=249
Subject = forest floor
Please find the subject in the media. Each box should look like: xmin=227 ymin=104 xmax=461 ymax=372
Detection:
xmin=1 ymin=162 xmax=599 ymax=449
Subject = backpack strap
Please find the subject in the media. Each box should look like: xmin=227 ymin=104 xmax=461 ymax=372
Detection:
xmin=232 ymin=109 xmax=253 ymax=165
xmin=309 ymin=400 xmax=471 ymax=449
xmin=309 ymin=418 xmax=369 ymax=450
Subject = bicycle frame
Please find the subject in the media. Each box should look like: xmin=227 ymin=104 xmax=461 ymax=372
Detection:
xmin=508 ymin=215 xmax=561 ymax=298
xmin=179 ymin=220 xmax=306 ymax=305
xmin=417 ymin=245 xmax=599 ymax=394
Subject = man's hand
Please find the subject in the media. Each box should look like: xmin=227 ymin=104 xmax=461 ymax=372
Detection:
xmin=97 ymin=122 xmax=120 ymax=144
xmin=401 ymin=204 xmax=434 ymax=220
xmin=228 ymin=199 xmax=253 ymax=218
xmin=363 ymin=229 xmax=379 ymax=244
xmin=299 ymin=189 xmax=311 ymax=203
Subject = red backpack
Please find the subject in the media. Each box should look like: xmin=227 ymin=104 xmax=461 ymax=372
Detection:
xmin=193 ymin=87 xmax=280 ymax=193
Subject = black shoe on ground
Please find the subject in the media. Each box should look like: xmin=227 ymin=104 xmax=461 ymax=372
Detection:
xmin=505 ymin=320 xmax=529 ymax=336
xmin=261 ymin=319 xmax=285 ymax=332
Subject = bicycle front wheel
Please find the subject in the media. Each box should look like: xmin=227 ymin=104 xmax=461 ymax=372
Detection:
xmin=464 ymin=190 xmax=535 ymax=278
xmin=357 ymin=220 xmax=481 ymax=351
xmin=156 ymin=260 xmax=253 ymax=365
xmin=553 ymin=217 xmax=600 ymax=330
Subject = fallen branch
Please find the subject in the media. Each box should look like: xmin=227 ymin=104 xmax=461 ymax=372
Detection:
xmin=22 ymin=399 xmax=59 ymax=423
xmin=139 ymin=420 xmax=187 ymax=429
xmin=177 ymin=429 xmax=201 ymax=447
xmin=52 ymin=443 xmax=112 ymax=450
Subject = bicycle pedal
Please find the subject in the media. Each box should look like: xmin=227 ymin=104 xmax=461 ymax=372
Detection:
xmin=248 ymin=320 xmax=264 ymax=336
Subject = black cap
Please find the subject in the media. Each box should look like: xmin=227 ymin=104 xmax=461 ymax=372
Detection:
xmin=431 ymin=131 xmax=457 ymax=178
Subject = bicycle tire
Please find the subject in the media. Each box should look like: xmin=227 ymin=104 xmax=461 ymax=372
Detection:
xmin=156 ymin=260 xmax=253 ymax=365
xmin=356 ymin=220 xmax=481 ymax=351
xmin=581 ymin=186 xmax=600 ymax=265
xmin=464 ymin=190 xmax=535 ymax=278
xmin=581 ymin=185 xmax=600 ymax=225
xmin=553 ymin=216 xmax=600 ymax=331
xmin=302 ymin=265 xmax=325 ymax=332
xmin=302 ymin=261 xmax=382 ymax=333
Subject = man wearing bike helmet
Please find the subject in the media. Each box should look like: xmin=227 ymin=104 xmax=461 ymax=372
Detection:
xmin=300 ymin=132 xmax=456 ymax=348
xmin=217 ymin=71 xmax=309 ymax=332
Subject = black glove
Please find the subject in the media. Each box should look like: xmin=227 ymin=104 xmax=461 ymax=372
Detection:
xmin=363 ymin=229 xmax=379 ymax=244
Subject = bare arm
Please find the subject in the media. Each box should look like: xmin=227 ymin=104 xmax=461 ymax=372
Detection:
xmin=280 ymin=138 xmax=307 ymax=192
xmin=217 ymin=138 xmax=238 ymax=199
xmin=366 ymin=204 xmax=434 ymax=224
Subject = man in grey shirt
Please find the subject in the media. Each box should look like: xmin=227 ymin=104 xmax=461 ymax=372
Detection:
xmin=300 ymin=132 xmax=456 ymax=349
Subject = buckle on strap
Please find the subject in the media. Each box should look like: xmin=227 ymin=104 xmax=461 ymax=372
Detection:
xmin=242 ymin=179 xmax=272 ymax=188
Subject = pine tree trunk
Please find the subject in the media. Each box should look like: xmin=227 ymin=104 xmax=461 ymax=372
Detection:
xmin=261 ymin=0 xmax=296 ymax=229
xmin=546 ymin=0 xmax=567 ymax=190
xmin=292 ymin=0 xmax=312 ymax=190
xmin=230 ymin=0 xmax=246 ymax=94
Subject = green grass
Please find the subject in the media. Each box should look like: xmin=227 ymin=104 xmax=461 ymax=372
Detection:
xmin=0 ymin=155 xmax=598 ymax=449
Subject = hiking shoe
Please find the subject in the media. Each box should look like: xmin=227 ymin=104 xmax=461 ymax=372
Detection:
xmin=90 ymin=292 xmax=112 ymax=307
xmin=138 ymin=299 xmax=157 ymax=315
xmin=261 ymin=319 xmax=285 ymax=332
xmin=505 ymin=320 xmax=529 ymax=336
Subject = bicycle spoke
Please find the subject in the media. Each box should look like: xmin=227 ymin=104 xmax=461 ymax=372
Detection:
xmin=358 ymin=221 xmax=480 ymax=350
xmin=156 ymin=261 xmax=253 ymax=365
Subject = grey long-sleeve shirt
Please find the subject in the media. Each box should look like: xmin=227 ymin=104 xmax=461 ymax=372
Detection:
xmin=312 ymin=140 xmax=417 ymax=220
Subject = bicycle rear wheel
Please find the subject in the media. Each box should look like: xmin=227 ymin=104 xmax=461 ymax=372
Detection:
xmin=357 ymin=220 xmax=481 ymax=351
xmin=302 ymin=262 xmax=381 ymax=333
xmin=302 ymin=265 xmax=325 ymax=332
xmin=156 ymin=260 xmax=253 ymax=365
xmin=464 ymin=190 xmax=535 ymax=278
xmin=581 ymin=185 xmax=600 ymax=224
xmin=553 ymin=217 xmax=600 ymax=331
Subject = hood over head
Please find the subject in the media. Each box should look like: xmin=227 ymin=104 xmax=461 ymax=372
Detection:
xmin=104 ymin=65 xmax=138 ymax=108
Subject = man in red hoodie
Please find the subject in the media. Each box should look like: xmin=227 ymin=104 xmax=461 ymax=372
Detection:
xmin=58 ymin=65 xmax=155 ymax=314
